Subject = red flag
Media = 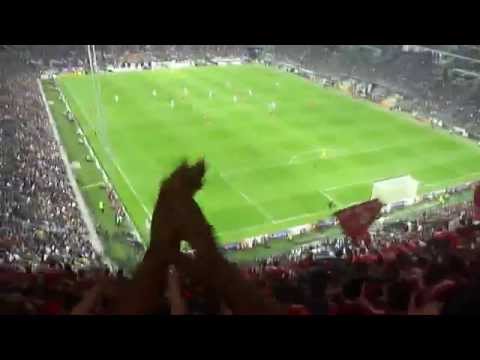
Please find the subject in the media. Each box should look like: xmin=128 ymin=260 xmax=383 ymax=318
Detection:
xmin=474 ymin=184 xmax=480 ymax=221
xmin=335 ymin=199 xmax=383 ymax=245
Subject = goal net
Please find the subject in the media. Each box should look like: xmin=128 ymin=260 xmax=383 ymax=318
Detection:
xmin=371 ymin=175 xmax=419 ymax=206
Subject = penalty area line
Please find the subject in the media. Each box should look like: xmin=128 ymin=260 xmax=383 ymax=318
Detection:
xmin=217 ymin=208 xmax=328 ymax=238
xmin=217 ymin=170 xmax=275 ymax=224
xmin=237 ymin=189 xmax=274 ymax=223
xmin=81 ymin=181 xmax=105 ymax=190
xmin=318 ymin=189 xmax=345 ymax=209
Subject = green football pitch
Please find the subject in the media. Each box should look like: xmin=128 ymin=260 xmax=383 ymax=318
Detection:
xmin=58 ymin=64 xmax=480 ymax=245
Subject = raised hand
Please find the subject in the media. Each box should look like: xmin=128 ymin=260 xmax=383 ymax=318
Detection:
xmin=112 ymin=159 xmax=282 ymax=314
xmin=148 ymin=159 xmax=207 ymax=259
xmin=111 ymin=160 xmax=205 ymax=314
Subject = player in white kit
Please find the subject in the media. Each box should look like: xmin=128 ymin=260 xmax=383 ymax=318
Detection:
xmin=209 ymin=90 xmax=213 ymax=99
xmin=248 ymin=89 xmax=253 ymax=96
xmin=170 ymin=99 xmax=175 ymax=109
xmin=271 ymin=101 xmax=277 ymax=112
xmin=183 ymin=87 xmax=189 ymax=96
xmin=233 ymin=95 xmax=238 ymax=103
xmin=152 ymin=89 xmax=157 ymax=97
xmin=114 ymin=95 xmax=119 ymax=103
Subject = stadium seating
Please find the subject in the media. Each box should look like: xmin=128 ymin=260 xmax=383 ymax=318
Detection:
xmin=0 ymin=187 xmax=476 ymax=315
xmin=274 ymin=45 xmax=480 ymax=138
xmin=0 ymin=49 xmax=102 ymax=273
xmin=1 ymin=45 xmax=480 ymax=314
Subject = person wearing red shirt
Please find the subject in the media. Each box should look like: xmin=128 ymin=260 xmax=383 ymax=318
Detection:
xmin=335 ymin=278 xmax=382 ymax=315
xmin=288 ymin=304 xmax=311 ymax=315
xmin=385 ymin=280 xmax=413 ymax=315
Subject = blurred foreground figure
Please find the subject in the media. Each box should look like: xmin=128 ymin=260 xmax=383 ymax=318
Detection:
xmin=106 ymin=160 xmax=284 ymax=315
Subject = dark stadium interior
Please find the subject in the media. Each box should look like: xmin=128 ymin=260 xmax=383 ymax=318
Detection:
xmin=1 ymin=44 xmax=480 ymax=314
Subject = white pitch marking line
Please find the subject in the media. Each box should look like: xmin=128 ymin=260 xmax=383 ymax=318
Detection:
xmin=288 ymin=138 xmax=432 ymax=167
xmin=324 ymin=180 xmax=371 ymax=192
xmin=217 ymin=170 xmax=274 ymax=223
xmin=82 ymin=181 xmax=105 ymax=190
xmin=288 ymin=147 xmax=334 ymax=165
xmin=111 ymin=156 xmax=153 ymax=218
xmin=217 ymin=209 xmax=326 ymax=237
xmin=319 ymin=189 xmax=344 ymax=207
xmin=216 ymin=193 xmax=366 ymax=238
xmin=318 ymin=189 xmax=347 ymax=210
xmin=318 ymin=189 xmax=335 ymax=203
xmin=271 ymin=210 xmax=324 ymax=225
xmin=199 ymin=160 xmax=468 ymax=235
xmin=238 ymin=190 xmax=274 ymax=222
xmin=226 ymin=140 xmax=429 ymax=178
xmin=72 ymin=94 xmax=153 ymax=219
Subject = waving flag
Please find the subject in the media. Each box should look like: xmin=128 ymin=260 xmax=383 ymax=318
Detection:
xmin=335 ymin=199 xmax=383 ymax=246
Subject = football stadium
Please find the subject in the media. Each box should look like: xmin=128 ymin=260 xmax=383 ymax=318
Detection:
xmin=48 ymin=62 xmax=480 ymax=247
xmin=3 ymin=45 xmax=480 ymax=314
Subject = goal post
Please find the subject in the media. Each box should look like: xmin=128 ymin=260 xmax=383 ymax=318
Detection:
xmin=371 ymin=175 xmax=419 ymax=207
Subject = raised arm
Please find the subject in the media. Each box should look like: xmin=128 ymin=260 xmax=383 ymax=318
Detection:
xmin=110 ymin=162 xmax=194 ymax=314
xmin=171 ymin=161 xmax=285 ymax=315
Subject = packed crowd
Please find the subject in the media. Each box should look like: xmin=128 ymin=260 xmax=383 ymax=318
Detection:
xmin=0 ymin=159 xmax=478 ymax=315
xmin=1 ymin=46 xmax=480 ymax=314
xmin=273 ymin=45 xmax=480 ymax=138
xmin=278 ymin=199 xmax=476 ymax=266
xmin=0 ymin=53 xmax=103 ymax=273
xmin=233 ymin=199 xmax=480 ymax=315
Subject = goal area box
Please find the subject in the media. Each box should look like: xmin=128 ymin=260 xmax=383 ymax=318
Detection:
xmin=371 ymin=175 xmax=419 ymax=207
